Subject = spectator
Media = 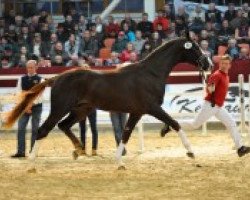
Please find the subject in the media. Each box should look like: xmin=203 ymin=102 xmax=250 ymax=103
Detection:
xmin=64 ymin=33 xmax=80 ymax=59
xmin=105 ymin=15 xmax=120 ymax=38
xmin=230 ymin=9 xmax=244 ymax=30
xmin=63 ymin=15 xmax=74 ymax=37
xmin=140 ymin=42 xmax=153 ymax=60
xmin=11 ymin=60 xmax=43 ymax=158
xmin=51 ymin=55 xmax=65 ymax=66
xmin=156 ymin=23 xmax=167 ymax=40
xmin=56 ymin=23 xmax=68 ymax=44
xmin=0 ymin=18 xmax=6 ymax=37
xmin=175 ymin=15 xmax=187 ymax=36
xmin=29 ymin=15 xmax=40 ymax=34
xmin=50 ymin=41 xmax=68 ymax=66
xmin=200 ymin=40 xmax=213 ymax=58
xmin=218 ymin=20 xmax=234 ymax=45
xmin=14 ymin=46 xmax=30 ymax=67
xmin=242 ymin=3 xmax=250 ymax=20
xmin=79 ymin=30 xmax=99 ymax=57
xmin=121 ymin=22 xmax=135 ymax=42
xmin=111 ymin=31 xmax=128 ymax=54
xmin=18 ymin=24 xmax=32 ymax=48
xmin=235 ymin=20 xmax=250 ymax=44
xmin=189 ymin=4 xmax=205 ymax=34
xmin=78 ymin=15 xmax=88 ymax=34
xmin=149 ymin=32 xmax=162 ymax=50
xmin=205 ymin=3 xmax=222 ymax=30
xmin=132 ymin=30 xmax=146 ymax=54
xmin=0 ymin=55 xmax=13 ymax=69
xmin=225 ymin=38 xmax=240 ymax=59
xmin=38 ymin=10 xmax=48 ymax=24
xmin=4 ymin=9 xmax=15 ymax=25
xmin=176 ymin=6 xmax=189 ymax=24
xmin=120 ymin=42 xmax=137 ymax=63
xmin=200 ymin=29 xmax=218 ymax=55
xmin=129 ymin=52 xmax=138 ymax=63
xmin=48 ymin=33 xmax=58 ymax=54
xmin=105 ymin=51 xmax=120 ymax=66
xmin=163 ymin=3 xmax=175 ymax=21
xmin=40 ymin=23 xmax=51 ymax=42
xmin=238 ymin=47 xmax=250 ymax=60
xmin=29 ymin=33 xmax=49 ymax=58
xmin=137 ymin=13 xmax=153 ymax=38
xmin=89 ymin=23 xmax=104 ymax=49
xmin=120 ymin=13 xmax=137 ymax=32
xmin=224 ymin=3 xmax=237 ymax=23
xmin=153 ymin=10 xmax=169 ymax=32
xmin=66 ymin=54 xmax=81 ymax=67
xmin=46 ymin=15 xmax=56 ymax=33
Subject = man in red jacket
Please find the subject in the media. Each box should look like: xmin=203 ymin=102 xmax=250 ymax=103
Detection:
xmin=153 ymin=10 xmax=169 ymax=32
xmin=179 ymin=55 xmax=250 ymax=157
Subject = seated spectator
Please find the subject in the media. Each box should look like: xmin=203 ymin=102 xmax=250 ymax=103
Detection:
xmin=163 ymin=3 xmax=175 ymax=21
xmin=235 ymin=20 xmax=250 ymax=44
xmin=18 ymin=24 xmax=32 ymax=48
xmin=64 ymin=33 xmax=80 ymax=59
xmin=224 ymin=3 xmax=237 ymax=23
xmin=66 ymin=55 xmax=81 ymax=67
xmin=132 ymin=30 xmax=146 ymax=55
xmin=225 ymin=38 xmax=240 ymax=59
xmin=149 ymin=32 xmax=162 ymax=50
xmin=119 ymin=42 xmax=137 ymax=63
xmin=38 ymin=10 xmax=48 ymax=24
xmin=93 ymin=58 xmax=104 ymax=67
xmin=78 ymin=15 xmax=87 ymax=34
xmin=48 ymin=33 xmax=58 ymax=54
xmin=156 ymin=23 xmax=167 ymax=40
xmin=46 ymin=15 xmax=56 ymax=33
xmin=166 ymin=22 xmax=178 ymax=41
xmin=137 ymin=13 xmax=153 ymax=38
xmin=175 ymin=15 xmax=187 ymax=36
xmin=205 ymin=3 xmax=222 ymax=30
xmin=14 ymin=45 xmax=30 ymax=67
xmin=50 ymin=41 xmax=68 ymax=66
xmin=238 ymin=47 xmax=250 ymax=60
xmin=79 ymin=30 xmax=99 ymax=57
xmin=176 ymin=6 xmax=189 ymax=24
xmin=89 ymin=23 xmax=104 ymax=49
xmin=218 ymin=20 xmax=234 ymax=45
xmin=0 ymin=55 xmax=14 ymax=68
xmin=189 ymin=4 xmax=205 ymax=34
xmin=105 ymin=15 xmax=120 ymax=38
xmin=200 ymin=40 xmax=213 ymax=58
xmin=0 ymin=17 xmax=6 ymax=37
xmin=129 ymin=52 xmax=138 ymax=63
xmin=40 ymin=23 xmax=51 ymax=42
xmin=105 ymin=51 xmax=120 ymax=66
xmin=200 ymin=29 xmax=218 ymax=54
xmin=242 ymin=3 xmax=250 ymax=20
xmin=51 ymin=55 xmax=65 ymax=67
xmin=56 ymin=23 xmax=68 ymax=44
xmin=29 ymin=33 xmax=49 ymax=58
xmin=29 ymin=15 xmax=40 ymax=34
xmin=111 ymin=31 xmax=128 ymax=54
xmin=120 ymin=13 xmax=137 ymax=32
xmin=230 ymin=9 xmax=244 ymax=30
xmin=153 ymin=10 xmax=169 ymax=32
xmin=140 ymin=42 xmax=153 ymax=60
xmin=63 ymin=15 xmax=74 ymax=37
xmin=121 ymin=22 xmax=136 ymax=42
xmin=38 ymin=56 xmax=51 ymax=68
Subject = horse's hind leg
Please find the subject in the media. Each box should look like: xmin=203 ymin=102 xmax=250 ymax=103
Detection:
xmin=29 ymin=113 xmax=64 ymax=160
xmin=116 ymin=114 xmax=141 ymax=167
xmin=58 ymin=112 xmax=85 ymax=159
xmin=148 ymin=105 xmax=194 ymax=158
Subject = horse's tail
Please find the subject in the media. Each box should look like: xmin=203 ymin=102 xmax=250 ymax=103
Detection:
xmin=3 ymin=76 xmax=57 ymax=129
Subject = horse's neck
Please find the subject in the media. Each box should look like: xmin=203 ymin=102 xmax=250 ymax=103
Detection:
xmin=143 ymin=47 xmax=181 ymax=79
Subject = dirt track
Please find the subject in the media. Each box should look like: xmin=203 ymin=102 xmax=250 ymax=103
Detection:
xmin=0 ymin=130 xmax=249 ymax=200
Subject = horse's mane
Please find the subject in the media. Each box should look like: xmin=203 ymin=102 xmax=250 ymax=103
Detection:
xmin=142 ymin=38 xmax=185 ymax=62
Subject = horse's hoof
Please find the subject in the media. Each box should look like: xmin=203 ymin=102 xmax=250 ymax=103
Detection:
xmin=160 ymin=125 xmax=171 ymax=137
xmin=117 ymin=165 xmax=126 ymax=170
xmin=186 ymin=152 xmax=195 ymax=159
xmin=72 ymin=151 xmax=79 ymax=160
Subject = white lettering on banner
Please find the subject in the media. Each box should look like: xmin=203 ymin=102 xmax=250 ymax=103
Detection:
xmin=0 ymin=83 xmax=248 ymax=127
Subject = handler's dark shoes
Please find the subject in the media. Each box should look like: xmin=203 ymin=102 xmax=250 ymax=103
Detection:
xmin=160 ymin=124 xmax=171 ymax=137
xmin=237 ymin=146 xmax=250 ymax=157
xmin=11 ymin=153 xmax=25 ymax=158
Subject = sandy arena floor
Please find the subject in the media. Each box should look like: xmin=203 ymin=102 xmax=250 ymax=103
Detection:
xmin=0 ymin=130 xmax=249 ymax=200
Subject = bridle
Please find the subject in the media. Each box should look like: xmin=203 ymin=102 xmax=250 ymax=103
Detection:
xmin=196 ymin=54 xmax=213 ymax=83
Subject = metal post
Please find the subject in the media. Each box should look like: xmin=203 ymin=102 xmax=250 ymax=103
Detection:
xmin=202 ymin=73 xmax=207 ymax=135
xmin=238 ymin=74 xmax=246 ymax=135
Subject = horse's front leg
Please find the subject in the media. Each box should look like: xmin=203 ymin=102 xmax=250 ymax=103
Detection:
xmin=148 ymin=105 xmax=194 ymax=158
xmin=116 ymin=114 xmax=141 ymax=169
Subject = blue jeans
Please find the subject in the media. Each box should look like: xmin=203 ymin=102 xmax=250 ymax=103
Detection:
xmin=110 ymin=112 xmax=127 ymax=146
xmin=17 ymin=104 xmax=42 ymax=154
xmin=79 ymin=110 xmax=98 ymax=150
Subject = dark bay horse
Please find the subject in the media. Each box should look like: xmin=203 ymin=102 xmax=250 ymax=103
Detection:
xmin=4 ymin=36 xmax=213 ymax=166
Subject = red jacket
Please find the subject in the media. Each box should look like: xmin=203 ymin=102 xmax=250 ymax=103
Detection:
xmin=153 ymin=17 xmax=169 ymax=31
xmin=105 ymin=23 xmax=120 ymax=35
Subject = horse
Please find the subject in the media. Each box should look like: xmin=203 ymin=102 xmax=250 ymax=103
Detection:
xmin=3 ymin=34 xmax=213 ymax=167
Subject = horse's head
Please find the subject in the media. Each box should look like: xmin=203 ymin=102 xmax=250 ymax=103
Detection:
xmin=180 ymin=32 xmax=214 ymax=71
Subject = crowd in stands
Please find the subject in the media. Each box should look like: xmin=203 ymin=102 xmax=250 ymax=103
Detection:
xmin=0 ymin=2 xmax=250 ymax=69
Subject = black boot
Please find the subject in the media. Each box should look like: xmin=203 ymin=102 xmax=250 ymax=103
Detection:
xmin=237 ymin=146 xmax=250 ymax=157
xmin=11 ymin=153 xmax=26 ymax=158
xmin=160 ymin=124 xmax=171 ymax=137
